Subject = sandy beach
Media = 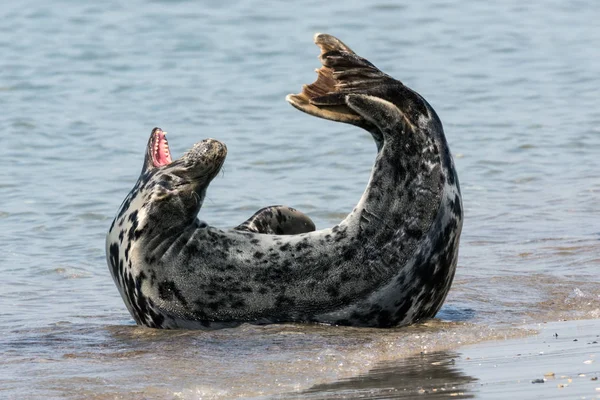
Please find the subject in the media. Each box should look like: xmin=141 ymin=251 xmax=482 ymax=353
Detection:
xmin=297 ymin=319 xmax=600 ymax=399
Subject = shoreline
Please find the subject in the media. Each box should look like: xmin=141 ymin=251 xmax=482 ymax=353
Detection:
xmin=296 ymin=318 xmax=600 ymax=399
xmin=2 ymin=316 xmax=599 ymax=399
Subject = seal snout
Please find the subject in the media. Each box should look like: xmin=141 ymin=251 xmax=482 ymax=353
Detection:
xmin=194 ymin=138 xmax=227 ymax=162
xmin=202 ymin=138 xmax=227 ymax=155
xmin=182 ymin=138 xmax=227 ymax=175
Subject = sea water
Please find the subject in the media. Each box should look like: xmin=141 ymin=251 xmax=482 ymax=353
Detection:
xmin=1 ymin=0 xmax=599 ymax=398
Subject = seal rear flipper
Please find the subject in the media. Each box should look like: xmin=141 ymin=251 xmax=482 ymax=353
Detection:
xmin=286 ymin=33 xmax=393 ymax=125
xmin=234 ymin=205 xmax=316 ymax=235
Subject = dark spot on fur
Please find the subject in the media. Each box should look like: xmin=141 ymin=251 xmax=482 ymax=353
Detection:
xmin=241 ymin=286 xmax=253 ymax=293
xmin=396 ymin=273 xmax=406 ymax=286
xmin=405 ymin=226 xmax=423 ymax=239
xmin=340 ymin=270 xmax=352 ymax=283
xmin=128 ymin=210 xmax=138 ymax=222
xmin=158 ymin=280 xmax=189 ymax=308
xmin=327 ymin=285 xmax=340 ymax=297
xmin=124 ymin=241 xmax=132 ymax=262
xmin=295 ymin=239 xmax=310 ymax=251
xmin=127 ymin=217 xmax=139 ymax=242
xmin=231 ymin=299 xmax=246 ymax=308
xmin=279 ymin=242 xmax=291 ymax=252
xmin=108 ymin=243 xmax=120 ymax=278
xmin=334 ymin=228 xmax=348 ymax=242
xmin=117 ymin=197 xmax=131 ymax=220
xmin=451 ymin=193 xmax=462 ymax=216
xmin=342 ymin=247 xmax=357 ymax=261
xmin=133 ymin=227 xmax=145 ymax=240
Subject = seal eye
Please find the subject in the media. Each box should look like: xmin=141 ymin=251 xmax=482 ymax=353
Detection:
xmin=152 ymin=129 xmax=172 ymax=167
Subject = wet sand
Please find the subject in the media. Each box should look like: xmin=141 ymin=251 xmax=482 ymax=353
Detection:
xmin=2 ymin=318 xmax=598 ymax=399
xmin=299 ymin=319 xmax=600 ymax=399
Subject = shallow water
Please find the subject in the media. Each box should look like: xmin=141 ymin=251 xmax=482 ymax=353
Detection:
xmin=1 ymin=0 xmax=599 ymax=398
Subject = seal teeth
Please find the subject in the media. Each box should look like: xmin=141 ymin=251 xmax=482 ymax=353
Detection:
xmin=150 ymin=129 xmax=172 ymax=167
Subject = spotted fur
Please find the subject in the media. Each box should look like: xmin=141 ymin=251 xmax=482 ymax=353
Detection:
xmin=105 ymin=34 xmax=463 ymax=329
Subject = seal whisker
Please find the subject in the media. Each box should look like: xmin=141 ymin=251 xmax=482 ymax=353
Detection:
xmin=192 ymin=191 xmax=201 ymax=209
xmin=204 ymin=195 xmax=216 ymax=206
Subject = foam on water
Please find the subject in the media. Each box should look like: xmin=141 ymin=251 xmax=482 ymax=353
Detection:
xmin=0 ymin=320 xmax=533 ymax=399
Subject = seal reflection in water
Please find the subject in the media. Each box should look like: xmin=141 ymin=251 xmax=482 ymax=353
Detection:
xmin=106 ymin=34 xmax=463 ymax=329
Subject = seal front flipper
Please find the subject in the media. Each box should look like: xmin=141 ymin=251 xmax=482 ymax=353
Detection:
xmin=344 ymin=94 xmax=414 ymax=135
xmin=234 ymin=205 xmax=316 ymax=235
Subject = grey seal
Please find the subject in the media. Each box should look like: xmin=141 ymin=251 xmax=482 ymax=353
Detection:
xmin=105 ymin=33 xmax=463 ymax=329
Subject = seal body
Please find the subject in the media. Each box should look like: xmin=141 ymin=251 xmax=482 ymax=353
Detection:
xmin=106 ymin=34 xmax=462 ymax=329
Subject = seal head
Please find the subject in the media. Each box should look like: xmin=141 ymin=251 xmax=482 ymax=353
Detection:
xmin=143 ymin=128 xmax=226 ymax=226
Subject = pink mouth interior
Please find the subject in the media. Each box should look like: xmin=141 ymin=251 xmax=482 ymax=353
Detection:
xmin=152 ymin=130 xmax=172 ymax=167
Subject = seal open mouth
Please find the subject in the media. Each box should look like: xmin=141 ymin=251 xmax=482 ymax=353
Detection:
xmin=286 ymin=33 xmax=363 ymax=124
xmin=151 ymin=128 xmax=172 ymax=167
xmin=143 ymin=127 xmax=227 ymax=182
